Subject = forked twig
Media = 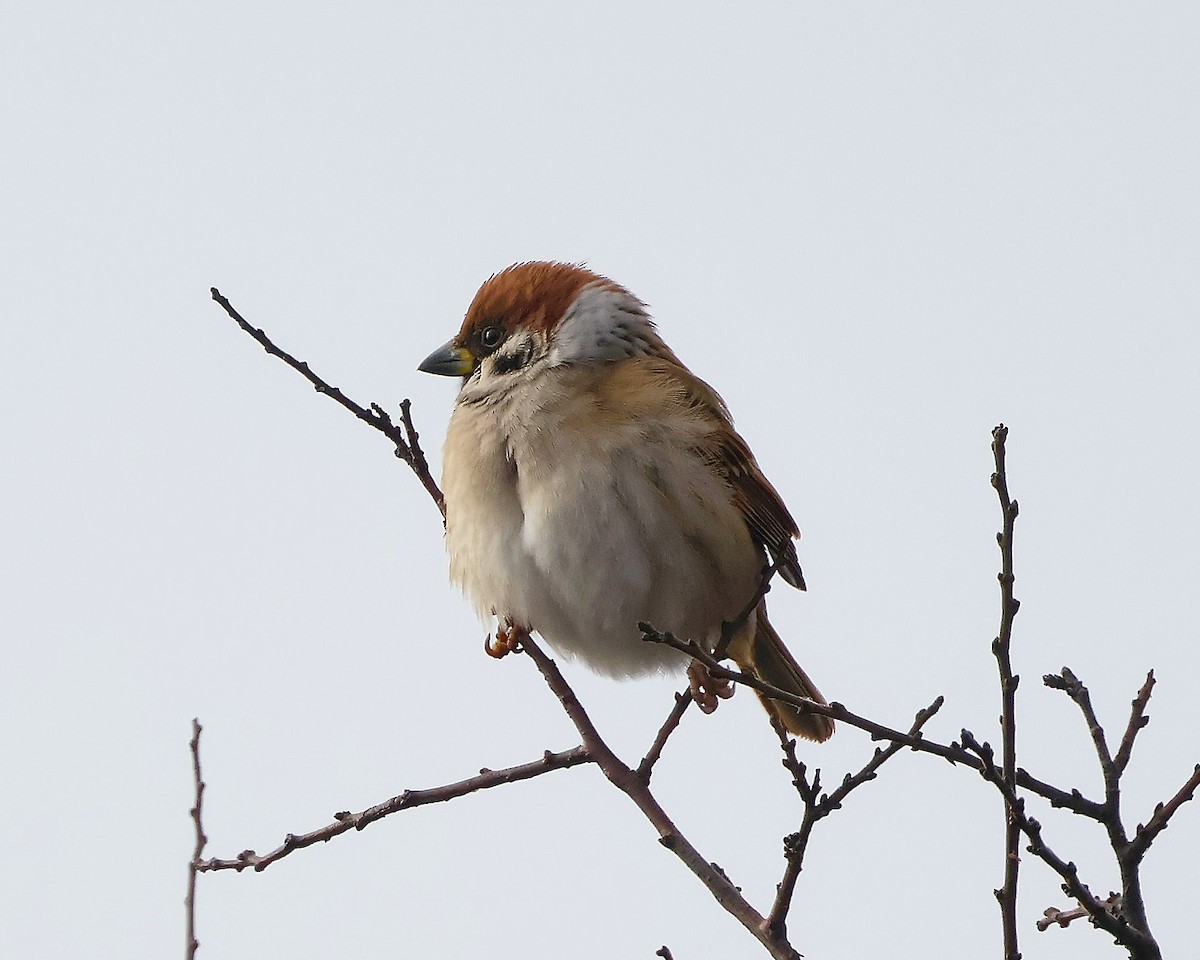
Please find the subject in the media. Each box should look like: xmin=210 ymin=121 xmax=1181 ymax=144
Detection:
xmin=209 ymin=288 xmax=444 ymax=516
xmin=959 ymin=730 xmax=1162 ymax=959
xmin=638 ymin=623 xmax=1108 ymax=815
xmin=518 ymin=634 xmax=802 ymax=960
xmin=765 ymin=697 xmax=944 ymax=940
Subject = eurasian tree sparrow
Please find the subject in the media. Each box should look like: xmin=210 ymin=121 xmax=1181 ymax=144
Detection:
xmin=419 ymin=262 xmax=832 ymax=741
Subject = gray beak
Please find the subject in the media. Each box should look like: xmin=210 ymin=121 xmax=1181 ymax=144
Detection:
xmin=418 ymin=340 xmax=476 ymax=377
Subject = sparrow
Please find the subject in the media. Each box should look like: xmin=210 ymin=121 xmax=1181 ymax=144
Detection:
xmin=418 ymin=262 xmax=833 ymax=741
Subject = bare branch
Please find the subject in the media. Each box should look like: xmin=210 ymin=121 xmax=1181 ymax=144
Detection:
xmin=1043 ymin=668 xmax=1156 ymax=936
xmin=186 ymin=719 xmax=206 ymax=960
xmin=766 ymin=697 xmax=943 ymax=940
xmin=960 ymin=731 xmax=1162 ymax=960
xmin=395 ymin=398 xmax=444 ymax=516
xmin=196 ymin=746 xmax=591 ymax=873
xmin=209 ymin=289 xmax=444 ymax=516
xmin=1038 ymin=894 xmax=1122 ymax=932
xmin=637 ymin=561 xmax=782 ymax=782
xmin=714 ymin=559 xmax=781 ymax=661
xmin=1044 ymin=667 xmax=1115 ymax=774
xmin=1127 ymin=763 xmax=1200 ymax=864
xmin=1113 ymin=672 xmax=1155 ymax=778
xmin=518 ymin=633 xmax=802 ymax=960
xmin=989 ymin=423 xmax=1022 ymax=960
xmin=640 ymin=625 xmax=1103 ymax=818
xmin=637 ymin=690 xmax=693 ymax=784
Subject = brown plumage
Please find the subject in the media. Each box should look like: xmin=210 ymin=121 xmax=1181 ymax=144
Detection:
xmin=420 ymin=262 xmax=832 ymax=742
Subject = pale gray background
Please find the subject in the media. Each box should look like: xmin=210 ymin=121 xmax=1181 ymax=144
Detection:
xmin=2 ymin=3 xmax=1197 ymax=958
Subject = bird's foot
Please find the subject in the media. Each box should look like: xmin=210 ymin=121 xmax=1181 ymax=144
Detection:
xmin=687 ymin=660 xmax=736 ymax=714
xmin=485 ymin=619 xmax=528 ymax=659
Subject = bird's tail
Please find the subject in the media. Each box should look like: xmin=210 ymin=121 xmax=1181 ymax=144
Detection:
xmin=731 ymin=604 xmax=834 ymax=742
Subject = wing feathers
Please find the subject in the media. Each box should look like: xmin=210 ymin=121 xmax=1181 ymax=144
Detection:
xmin=602 ymin=358 xmax=805 ymax=590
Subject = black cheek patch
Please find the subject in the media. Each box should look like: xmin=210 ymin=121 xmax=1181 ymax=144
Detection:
xmin=492 ymin=345 xmax=532 ymax=375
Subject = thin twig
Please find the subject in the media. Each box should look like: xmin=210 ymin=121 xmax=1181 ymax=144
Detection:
xmin=637 ymin=560 xmax=782 ymax=784
xmin=1113 ymin=672 xmax=1155 ymax=778
xmin=639 ymin=625 xmax=1103 ymax=817
xmin=186 ymin=719 xmax=206 ymax=960
xmin=395 ymin=398 xmax=445 ymax=518
xmin=765 ymin=697 xmax=944 ymax=940
xmin=1044 ymin=668 xmax=1115 ymax=775
xmin=989 ymin=423 xmax=1022 ymax=960
xmin=1127 ymin=763 xmax=1200 ymax=864
xmin=196 ymin=747 xmax=591 ymax=873
xmin=715 ymin=559 xmax=781 ymax=661
xmin=637 ymin=691 xmax=693 ymax=784
xmin=209 ymin=289 xmax=444 ymax=515
xmin=1038 ymin=894 xmax=1122 ymax=932
xmin=1044 ymin=667 xmax=1157 ymax=937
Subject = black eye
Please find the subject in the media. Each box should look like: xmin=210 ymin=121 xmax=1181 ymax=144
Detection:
xmin=479 ymin=324 xmax=504 ymax=350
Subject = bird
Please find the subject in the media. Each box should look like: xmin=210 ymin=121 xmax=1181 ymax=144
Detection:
xmin=418 ymin=261 xmax=833 ymax=741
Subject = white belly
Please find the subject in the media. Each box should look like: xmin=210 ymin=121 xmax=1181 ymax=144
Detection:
xmin=442 ymin=396 xmax=762 ymax=678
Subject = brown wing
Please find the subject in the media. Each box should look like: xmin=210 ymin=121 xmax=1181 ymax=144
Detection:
xmin=711 ymin=416 xmax=806 ymax=590
xmin=635 ymin=359 xmax=807 ymax=591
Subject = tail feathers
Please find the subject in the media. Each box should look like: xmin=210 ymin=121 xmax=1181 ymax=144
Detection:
xmin=736 ymin=609 xmax=833 ymax=742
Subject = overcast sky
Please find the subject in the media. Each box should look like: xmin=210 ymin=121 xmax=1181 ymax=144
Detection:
xmin=3 ymin=4 xmax=1198 ymax=959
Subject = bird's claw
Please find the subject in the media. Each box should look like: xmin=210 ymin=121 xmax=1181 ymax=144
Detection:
xmin=687 ymin=660 xmax=735 ymax=714
xmin=485 ymin=620 xmax=528 ymax=659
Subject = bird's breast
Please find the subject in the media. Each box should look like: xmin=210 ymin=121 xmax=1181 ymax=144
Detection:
xmin=441 ymin=382 xmax=761 ymax=677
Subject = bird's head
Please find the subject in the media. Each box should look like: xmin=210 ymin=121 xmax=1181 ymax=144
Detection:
xmin=418 ymin=261 xmax=674 ymax=400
